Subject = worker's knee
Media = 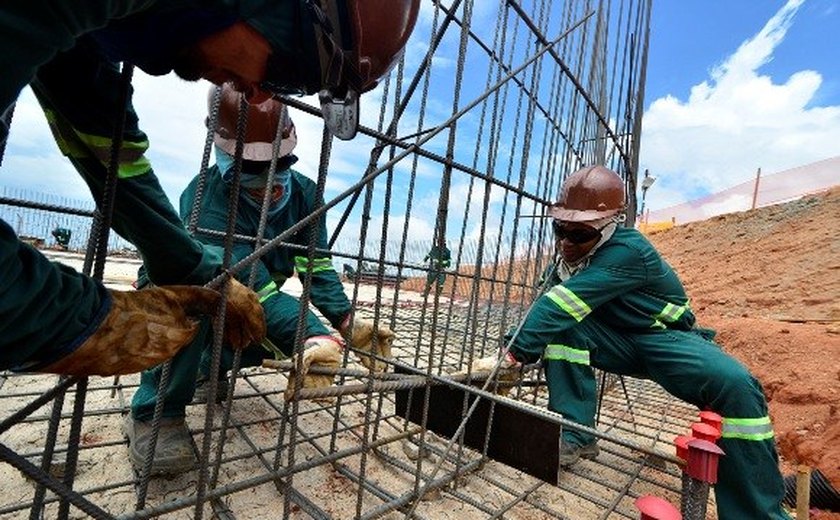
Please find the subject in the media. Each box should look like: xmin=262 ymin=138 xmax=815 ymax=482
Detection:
xmin=704 ymin=357 xmax=767 ymax=409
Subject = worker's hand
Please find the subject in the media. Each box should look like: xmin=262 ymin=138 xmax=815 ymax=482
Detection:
xmin=221 ymin=278 xmax=266 ymax=349
xmin=456 ymin=352 xmax=522 ymax=395
xmin=41 ymin=286 xmax=223 ymax=376
xmin=285 ymin=336 xmax=343 ymax=401
xmin=341 ymin=315 xmax=394 ymax=372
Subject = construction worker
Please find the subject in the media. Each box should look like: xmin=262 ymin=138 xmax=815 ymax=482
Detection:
xmin=469 ymin=165 xmax=790 ymax=520
xmin=422 ymin=242 xmax=451 ymax=296
xmin=127 ymin=84 xmax=395 ymax=475
xmin=0 ymin=1 xmax=419 ymax=375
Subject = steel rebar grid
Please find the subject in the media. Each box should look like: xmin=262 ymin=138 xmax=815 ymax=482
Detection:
xmin=0 ymin=0 xmax=667 ymax=518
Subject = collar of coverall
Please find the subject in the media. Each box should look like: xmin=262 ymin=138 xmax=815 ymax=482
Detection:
xmin=556 ymin=215 xmax=624 ymax=281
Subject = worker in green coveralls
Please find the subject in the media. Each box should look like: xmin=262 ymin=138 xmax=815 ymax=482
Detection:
xmin=0 ymin=0 xmax=418 ymax=375
xmin=468 ymin=165 xmax=790 ymax=520
xmin=422 ymin=242 xmax=451 ymax=296
xmin=127 ymin=84 xmax=394 ymax=475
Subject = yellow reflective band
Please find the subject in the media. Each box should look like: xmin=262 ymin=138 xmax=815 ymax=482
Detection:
xmin=257 ymin=281 xmax=279 ymax=303
xmin=116 ymin=157 xmax=152 ymax=179
xmin=544 ymin=344 xmax=590 ymax=365
xmin=44 ymin=110 xmax=89 ymax=158
xmin=294 ymin=257 xmax=334 ymax=273
xmin=721 ymin=416 xmax=774 ymax=441
xmin=545 ymin=285 xmax=591 ymax=322
xmin=655 ymin=301 xmax=689 ymax=323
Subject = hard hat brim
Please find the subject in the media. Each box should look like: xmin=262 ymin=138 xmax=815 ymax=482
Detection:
xmin=548 ymin=206 xmax=622 ymax=223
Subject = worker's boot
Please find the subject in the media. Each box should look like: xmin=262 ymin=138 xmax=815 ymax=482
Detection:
xmin=558 ymin=441 xmax=600 ymax=467
xmin=192 ymin=376 xmax=229 ymax=405
xmin=125 ymin=415 xmax=196 ymax=476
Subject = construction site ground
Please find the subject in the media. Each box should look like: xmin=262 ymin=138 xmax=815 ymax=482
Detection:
xmin=0 ymin=188 xmax=837 ymax=519
xmin=648 ymin=188 xmax=840 ymax=519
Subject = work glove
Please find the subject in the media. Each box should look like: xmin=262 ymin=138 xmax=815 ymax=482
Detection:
xmin=457 ymin=351 xmax=522 ymax=395
xmin=41 ymin=280 xmax=265 ymax=377
xmin=340 ymin=315 xmax=394 ymax=372
xmin=221 ymin=278 xmax=266 ymax=349
xmin=285 ymin=336 xmax=343 ymax=401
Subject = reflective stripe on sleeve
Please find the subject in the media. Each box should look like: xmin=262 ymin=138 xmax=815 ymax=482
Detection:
xmin=654 ymin=301 xmax=689 ymax=323
xmin=257 ymin=281 xmax=279 ymax=303
xmin=721 ymin=416 xmax=774 ymax=441
xmin=294 ymin=257 xmax=334 ymax=273
xmin=544 ymin=344 xmax=590 ymax=365
xmin=545 ymin=285 xmax=591 ymax=322
xmin=44 ymin=110 xmax=151 ymax=178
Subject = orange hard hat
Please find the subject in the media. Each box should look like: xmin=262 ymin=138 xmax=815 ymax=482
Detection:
xmin=210 ymin=84 xmax=297 ymax=162
xmin=548 ymin=165 xmax=626 ymax=222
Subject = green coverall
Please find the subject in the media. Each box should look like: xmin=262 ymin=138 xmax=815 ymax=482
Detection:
xmin=423 ymin=244 xmax=451 ymax=295
xmin=131 ymin=166 xmax=352 ymax=420
xmin=508 ymin=227 xmax=789 ymax=520
xmin=0 ymin=0 xmax=316 ymax=371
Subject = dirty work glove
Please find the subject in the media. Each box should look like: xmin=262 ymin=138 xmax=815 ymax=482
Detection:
xmin=340 ymin=315 xmax=394 ymax=372
xmin=284 ymin=336 xmax=343 ymax=401
xmin=222 ymin=278 xmax=266 ymax=349
xmin=41 ymin=286 xmax=223 ymax=376
xmin=458 ymin=351 xmax=522 ymax=395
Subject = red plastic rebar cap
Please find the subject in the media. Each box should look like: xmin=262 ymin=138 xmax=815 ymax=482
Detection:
xmin=674 ymin=435 xmax=692 ymax=461
xmin=698 ymin=411 xmax=723 ymax=432
xmin=686 ymin=439 xmax=726 ymax=483
xmin=691 ymin=422 xmax=721 ymax=443
xmin=634 ymin=495 xmax=682 ymax=520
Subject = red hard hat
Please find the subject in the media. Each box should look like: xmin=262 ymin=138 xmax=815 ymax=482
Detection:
xmin=548 ymin=165 xmax=626 ymax=222
xmin=210 ymin=83 xmax=297 ymax=162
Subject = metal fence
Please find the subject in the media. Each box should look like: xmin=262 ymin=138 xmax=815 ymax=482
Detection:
xmin=0 ymin=1 xmax=715 ymax=519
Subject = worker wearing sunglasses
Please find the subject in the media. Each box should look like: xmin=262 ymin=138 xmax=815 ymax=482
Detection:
xmin=467 ymin=165 xmax=789 ymax=520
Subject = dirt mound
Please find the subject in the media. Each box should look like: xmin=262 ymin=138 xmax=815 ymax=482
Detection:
xmin=648 ymin=187 xmax=840 ymax=492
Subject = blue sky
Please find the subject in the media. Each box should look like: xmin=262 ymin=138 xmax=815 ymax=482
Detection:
xmin=639 ymin=0 xmax=839 ymax=213
xmin=2 ymin=0 xmax=838 ymax=248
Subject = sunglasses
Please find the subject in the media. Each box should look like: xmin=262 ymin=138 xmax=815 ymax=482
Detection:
xmin=552 ymin=221 xmax=608 ymax=244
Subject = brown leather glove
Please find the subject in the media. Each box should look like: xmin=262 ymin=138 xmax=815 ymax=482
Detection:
xmin=284 ymin=336 xmax=343 ymax=401
xmin=42 ymin=285 xmax=222 ymax=376
xmin=340 ymin=316 xmax=394 ymax=372
xmin=455 ymin=352 xmax=522 ymax=396
xmin=222 ymin=278 xmax=266 ymax=349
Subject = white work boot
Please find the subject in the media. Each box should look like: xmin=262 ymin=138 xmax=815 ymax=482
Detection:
xmin=124 ymin=415 xmax=196 ymax=476
xmin=558 ymin=441 xmax=600 ymax=467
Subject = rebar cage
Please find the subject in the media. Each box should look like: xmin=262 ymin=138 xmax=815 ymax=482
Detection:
xmin=0 ymin=1 xmax=714 ymax=518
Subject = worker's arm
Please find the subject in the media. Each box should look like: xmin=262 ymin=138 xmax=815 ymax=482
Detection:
xmin=290 ymin=174 xmax=352 ymax=330
xmin=31 ymin=39 xmax=219 ymax=285
xmin=0 ymin=0 xmax=157 ymax=139
xmin=508 ymin=244 xmax=649 ymax=364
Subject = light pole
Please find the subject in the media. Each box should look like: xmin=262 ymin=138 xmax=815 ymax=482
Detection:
xmin=639 ymin=169 xmax=656 ymax=223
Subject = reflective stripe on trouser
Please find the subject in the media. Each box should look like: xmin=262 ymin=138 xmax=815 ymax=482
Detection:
xmin=257 ymin=281 xmax=279 ymax=303
xmin=132 ymin=291 xmax=330 ymax=421
xmin=541 ymin=318 xmax=788 ymax=519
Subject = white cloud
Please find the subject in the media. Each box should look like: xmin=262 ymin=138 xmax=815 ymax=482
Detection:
xmin=639 ymin=0 xmax=840 ymax=216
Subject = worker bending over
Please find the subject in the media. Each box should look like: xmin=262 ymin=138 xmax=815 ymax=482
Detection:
xmin=1 ymin=0 xmax=418 ymax=376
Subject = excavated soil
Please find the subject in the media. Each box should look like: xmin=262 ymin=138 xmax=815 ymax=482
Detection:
xmin=648 ymin=188 xmax=840 ymax=518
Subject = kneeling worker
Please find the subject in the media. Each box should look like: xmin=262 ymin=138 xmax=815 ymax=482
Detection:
xmin=126 ymin=84 xmax=394 ymax=475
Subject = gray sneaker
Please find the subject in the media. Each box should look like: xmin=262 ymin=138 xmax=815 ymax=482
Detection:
xmin=558 ymin=441 xmax=600 ymax=467
xmin=124 ymin=415 xmax=196 ymax=476
xmin=192 ymin=377 xmax=229 ymax=404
